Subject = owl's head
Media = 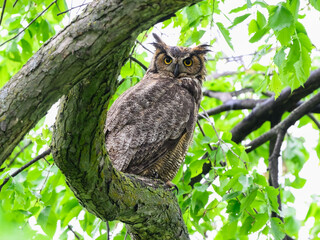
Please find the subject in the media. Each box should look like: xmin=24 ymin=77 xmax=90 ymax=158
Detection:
xmin=149 ymin=33 xmax=210 ymax=81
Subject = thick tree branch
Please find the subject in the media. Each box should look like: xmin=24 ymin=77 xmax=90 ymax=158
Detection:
xmin=40 ymin=0 xmax=202 ymax=239
xmin=246 ymin=90 xmax=320 ymax=152
xmin=0 ymin=0 xmax=200 ymax=166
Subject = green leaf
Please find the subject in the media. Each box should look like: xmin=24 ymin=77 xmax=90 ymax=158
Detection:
xmin=185 ymin=30 xmax=205 ymax=46
xmin=310 ymin=0 xmax=320 ymax=11
xmin=240 ymin=216 xmax=254 ymax=235
xmin=270 ymin=71 xmax=282 ymax=97
xmin=37 ymin=206 xmax=57 ymax=237
xmin=250 ymin=213 xmax=269 ymax=232
xmin=284 ymin=216 xmax=300 ymax=236
xmin=222 ymin=191 xmax=242 ymax=201
xmin=240 ymin=188 xmax=257 ymax=211
xmin=253 ymin=172 xmax=268 ymax=187
xmin=290 ymin=176 xmax=306 ymax=189
xmin=265 ymin=186 xmax=279 ymax=213
xmin=268 ymin=4 xmax=294 ymax=31
xmin=270 ymin=217 xmax=285 ymax=240
xmin=256 ymin=11 xmax=267 ymax=28
xmin=238 ymin=175 xmax=253 ymax=192
xmin=185 ymin=4 xmax=202 ymax=24
xmin=229 ymin=4 xmax=248 ymax=13
xmin=216 ymin=22 xmax=234 ymax=50
xmin=226 ymin=199 xmax=240 ymax=214
xmin=248 ymin=19 xmax=259 ymax=35
xmin=249 ymin=27 xmax=269 ymax=43
xmin=274 ymin=47 xmax=286 ymax=68
xmin=229 ymin=14 xmax=251 ymax=29
xmin=276 ymin=27 xmax=294 ymax=46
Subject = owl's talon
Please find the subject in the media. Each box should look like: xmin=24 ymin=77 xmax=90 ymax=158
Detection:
xmin=165 ymin=181 xmax=179 ymax=194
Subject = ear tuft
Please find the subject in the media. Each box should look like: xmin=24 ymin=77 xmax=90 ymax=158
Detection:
xmin=151 ymin=33 xmax=167 ymax=51
xmin=192 ymin=44 xmax=212 ymax=55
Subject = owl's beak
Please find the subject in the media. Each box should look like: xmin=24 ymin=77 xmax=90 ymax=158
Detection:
xmin=174 ymin=64 xmax=180 ymax=77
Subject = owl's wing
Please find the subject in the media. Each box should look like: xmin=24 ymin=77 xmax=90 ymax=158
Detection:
xmin=105 ymin=77 xmax=196 ymax=173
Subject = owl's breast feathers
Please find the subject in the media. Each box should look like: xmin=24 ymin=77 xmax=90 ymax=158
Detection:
xmin=105 ymin=75 xmax=202 ymax=182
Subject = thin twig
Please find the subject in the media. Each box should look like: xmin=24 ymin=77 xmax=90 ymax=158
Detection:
xmin=0 ymin=149 xmax=51 ymax=192
xmin=200 ymin=105 xmax=247 ymax=168
xmin=6 ymin=140 xmax=32 ymax=168
xmin=308 ymin=113 xmax=320 ymax=129
xmin=197 ymin=120 xmax=214 ymax=151
xmin=39 ymin=164 xmax=54 ymax=193
xmin=136 ymin=40 xmax=154 ymax=54
xmin=13 ymin=0 xmax=18 ymax=8
xmin=129 ymin=56 xmax=148 ymax=71
xmin=57 ymin=3 xmax=89 ymax=16
xmin=68 ymin=225 xmax=81 ymax=240
xmin=0 ymin=0 xmax=57 ymax=47
xmin=0 ymin=0 xmax=7 ymax=26
xmin=106 ymin=221 xmax=110 ymax=240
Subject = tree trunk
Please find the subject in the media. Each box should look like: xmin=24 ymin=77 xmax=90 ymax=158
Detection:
xmin=0 ymin=0 xmax=201 ymax=238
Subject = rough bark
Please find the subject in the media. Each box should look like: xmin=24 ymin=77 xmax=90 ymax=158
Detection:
xmin=0 ymin=0 xmax=200 ymax=166
xmin=0 ymin=0 xmax=201 ymax=238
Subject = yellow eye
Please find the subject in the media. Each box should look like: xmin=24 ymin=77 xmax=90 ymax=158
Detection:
xmin=164 ymin=56 xmax=172 ymax=65
xmin=183 ymin=58 xmax=193 ymax=67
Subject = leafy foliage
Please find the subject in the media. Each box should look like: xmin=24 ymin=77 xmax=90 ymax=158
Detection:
xmin=1 ymin=0 xmax=320 ymax=239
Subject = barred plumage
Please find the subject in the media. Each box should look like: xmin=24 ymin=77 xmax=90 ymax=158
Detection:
xmin=105 ymin=33 xmax=209 ymax=182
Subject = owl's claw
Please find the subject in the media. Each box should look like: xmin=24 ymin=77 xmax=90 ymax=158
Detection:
xmin=165 ymin=181 xmax=179 ymax=194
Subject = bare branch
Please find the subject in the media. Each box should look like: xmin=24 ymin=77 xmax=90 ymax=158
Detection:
xmin=68 ymin=225 xmax=81 ymax=240
xmin=0 ymin=0 xmax=7 ymax=26
xmin=136 ymin=40 xmax=154 ymax=54
xmin=0 ymin=149 xmax=51 ymax=192
xmin=308 ymin=113 xmax=320 ymax=129
xmin=246 ymin=90 xmax=320 ymax=152
xmin=106 ymin=222 xmax=110 ymax=240
xmin=0 ymin=0 xmax=57 ymax=47
xmin=6 ymin=140 xmax=32 ymax=168
xmin=199 ymin=99 xmax=264 ymax=119
xmin=231 ymin=69 xmax=320 ymax=144
xmin=129 ymin=56 xmax=148 ymax=71
xmin=57 ymin=3 xmax=89 ymax=16
xmin=13 ymin=0 xmax=19 ymax=8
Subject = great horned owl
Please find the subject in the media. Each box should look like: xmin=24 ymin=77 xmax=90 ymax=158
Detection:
xmin=105 ymin=33 xmax=209 ymax=183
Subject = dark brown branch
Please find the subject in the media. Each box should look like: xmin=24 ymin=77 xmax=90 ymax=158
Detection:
xmin=68 ymin=225 xmax=81 ymax=240
xmin=199 ymin=99 xmax=264 ymax=118
xmin=6 ymin=140 xmax=32 ymax=168
xmin=106 ymin=222 xmax=110 ymax=240
xmin=203 ymin=88 xmax=254 ymax=100
xmin=308 ymin=113 xmax=320 ymax=129
xmin=231 ymin=68 xmax=320 ymax=144
xmin=57 ymin=3 xmax=89 ymax=16
xmin=0 ymin=0 xmax=56 ymax=47
xmin=13 ymin=0 xmax=18 ymax=8
xmin=129 ymin=56 xmax=148 ymax=71
xmin=0 ymin=0 xmax=6 ymax=26
xmin=246 ymin=90 xmax=320 ymax=152
xmin=0 ymin=149 xmax=51 ymax=192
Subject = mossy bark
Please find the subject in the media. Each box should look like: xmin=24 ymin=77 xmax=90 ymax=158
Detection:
xmin=0 ymin=0 xmax=200 ymax=165
xmin=0 ymin=0 xmax=202 ymax=238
